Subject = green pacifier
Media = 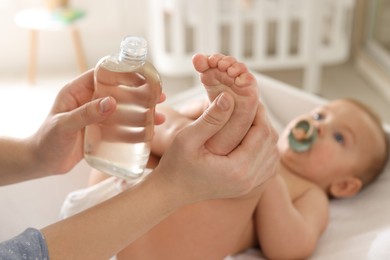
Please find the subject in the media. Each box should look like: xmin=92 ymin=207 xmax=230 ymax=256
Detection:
xmin=288 ymin=119 xmax=318 ymax=152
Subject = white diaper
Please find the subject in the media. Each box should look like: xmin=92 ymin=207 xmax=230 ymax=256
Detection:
xmin=60 ymin=169 xmax=152 ymax=219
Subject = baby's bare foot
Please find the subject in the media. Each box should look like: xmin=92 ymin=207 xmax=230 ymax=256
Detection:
xmin=192 ymin=53 xmax=259 ymax=155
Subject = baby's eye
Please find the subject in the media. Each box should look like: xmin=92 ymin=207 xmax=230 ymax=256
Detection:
xmin=313 ymin=113 xmax=324 ymax=121
xmin=334 ymin=132 xmax=345 ymax=145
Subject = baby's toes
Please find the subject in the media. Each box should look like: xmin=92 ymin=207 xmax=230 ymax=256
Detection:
xmin=217 ymin=56 xmax=237 ymax=71
xmin=207 ymin=53 xmax=225 ymax=67
xmin=227 ymin=62 xmax=248 ymax=78
xmin=192 ymin=54 xmax=210 ymax=73
xmin=235 ymin=72 xmax=257 ymax=90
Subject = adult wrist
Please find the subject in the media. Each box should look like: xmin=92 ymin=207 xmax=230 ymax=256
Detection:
xmin=148 ymin=166 xmax=196 ymax=209
xmin=23 ymin=135 xmax=50 ymax=178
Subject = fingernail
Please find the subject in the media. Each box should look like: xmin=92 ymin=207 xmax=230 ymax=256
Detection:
xmin=99 ymin=97 xmax=111 ymax=113
xmin=216 ymin=93 xmax=230 ymax=111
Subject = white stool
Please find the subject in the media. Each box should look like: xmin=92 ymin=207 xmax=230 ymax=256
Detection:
xmin=14 ymin=8 xmax=87 ymax=85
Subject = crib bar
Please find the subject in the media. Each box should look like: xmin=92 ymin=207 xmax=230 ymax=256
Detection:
xmin=276 ymin=0 xmax=290 ymax=61
xmin=171 ymin=1 xmax=185 ymax=56
xmin=253 ymin=0 xmax=266 ymax=61
xmin=333 ymin=4 xmax=344 ymax=51
xmin=303 ymin=0 xmax=322 ymax=93
xmin=329 ymin=1 xmax=345 ymax=55
xmin=148 ymin=0 xmax=167 ymax=70
xmin=295 ymin=13 xmax=305 ymax=60
xmin=299 ymin=0 xmax=311 ymax=61
xmin=230 ymin=0 xmax=243 ymax=57
xmin=196 ymin=0 xmax=220 ymax=54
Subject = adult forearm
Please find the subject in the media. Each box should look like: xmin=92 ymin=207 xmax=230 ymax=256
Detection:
xmin=42 ymin=168 xmax=183 ymax=260
xmin=0 ymin=137 xmax=39 ymax=185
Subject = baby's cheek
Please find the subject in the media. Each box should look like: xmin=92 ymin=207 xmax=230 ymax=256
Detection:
xmin=311 ymin=144 xmax=337 ymax=166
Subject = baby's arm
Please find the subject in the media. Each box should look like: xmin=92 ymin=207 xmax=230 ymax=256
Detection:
xmin=255 ymin=175 xmax=329 ymax=259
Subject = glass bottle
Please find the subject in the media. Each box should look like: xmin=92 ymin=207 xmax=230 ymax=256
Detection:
xmin=84 ymin=36 xmax=162 ymax=180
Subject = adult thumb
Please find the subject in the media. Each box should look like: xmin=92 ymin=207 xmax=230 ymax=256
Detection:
xmin=184 ymin=92 xmax=235 ymax=147
xmin=63 ymin=97 xmax=116 ymax=132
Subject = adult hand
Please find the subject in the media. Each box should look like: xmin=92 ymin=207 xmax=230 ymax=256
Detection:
xmin=28 ymin=69 xmax=165 ymax=177
xmin=155 ymin=94 xmax=279 ymax=204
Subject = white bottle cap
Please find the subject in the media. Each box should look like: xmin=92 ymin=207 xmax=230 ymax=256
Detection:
xmin=120 ymin=36 xmax=148 ymax=61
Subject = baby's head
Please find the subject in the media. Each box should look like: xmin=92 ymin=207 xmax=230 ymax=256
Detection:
xmin=278 ymin=99 xmax=388 ymax=199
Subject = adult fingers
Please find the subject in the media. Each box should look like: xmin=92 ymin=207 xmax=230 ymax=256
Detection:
xmin=62 ymin=96 xmax=117 ymax=132
xmin=181 ymin=92 xmax=235 ymax=148
xmin=229 ymin=103 xmax=279 ymax=186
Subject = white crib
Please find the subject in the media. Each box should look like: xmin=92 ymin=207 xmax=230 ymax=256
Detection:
xmin=147 ymin=0 xmax=355 ymax=93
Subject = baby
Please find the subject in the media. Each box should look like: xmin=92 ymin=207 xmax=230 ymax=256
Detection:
xmin=63 ymin=54 xmax=389 ymax=259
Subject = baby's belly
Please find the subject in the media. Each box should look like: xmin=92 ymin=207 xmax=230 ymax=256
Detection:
xmin=118 ymin=194 xmax=262 ymax=260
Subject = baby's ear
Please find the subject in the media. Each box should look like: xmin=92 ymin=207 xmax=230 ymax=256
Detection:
xmin=329 ymin=177 xmax=363 ymax=199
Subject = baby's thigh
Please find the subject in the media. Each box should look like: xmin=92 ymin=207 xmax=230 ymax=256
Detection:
xmin=88 ymin=169 xmax=111 ymax=186
xmin=146 ymin=153 xmax=160 ymax=169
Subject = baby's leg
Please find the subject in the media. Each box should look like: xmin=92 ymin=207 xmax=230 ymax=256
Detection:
xmin=151 ymin=105 xmax=194 ymax=157
xmin=88 ymin=168 xmax=110 ymax=186
xmin=192 ymin=53 xmax=259 ymax=155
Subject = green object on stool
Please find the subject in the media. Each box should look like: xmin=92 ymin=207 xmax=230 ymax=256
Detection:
xmin=52 ymin=8 xmax=85 ymax=23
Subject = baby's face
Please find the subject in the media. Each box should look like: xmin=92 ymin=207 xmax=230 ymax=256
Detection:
xmin=278 ymin=100 xmax=385 ymax=190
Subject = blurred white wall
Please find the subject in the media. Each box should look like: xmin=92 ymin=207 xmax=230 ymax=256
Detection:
xmin=0 ymin=0 xmax=149 ymax=75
